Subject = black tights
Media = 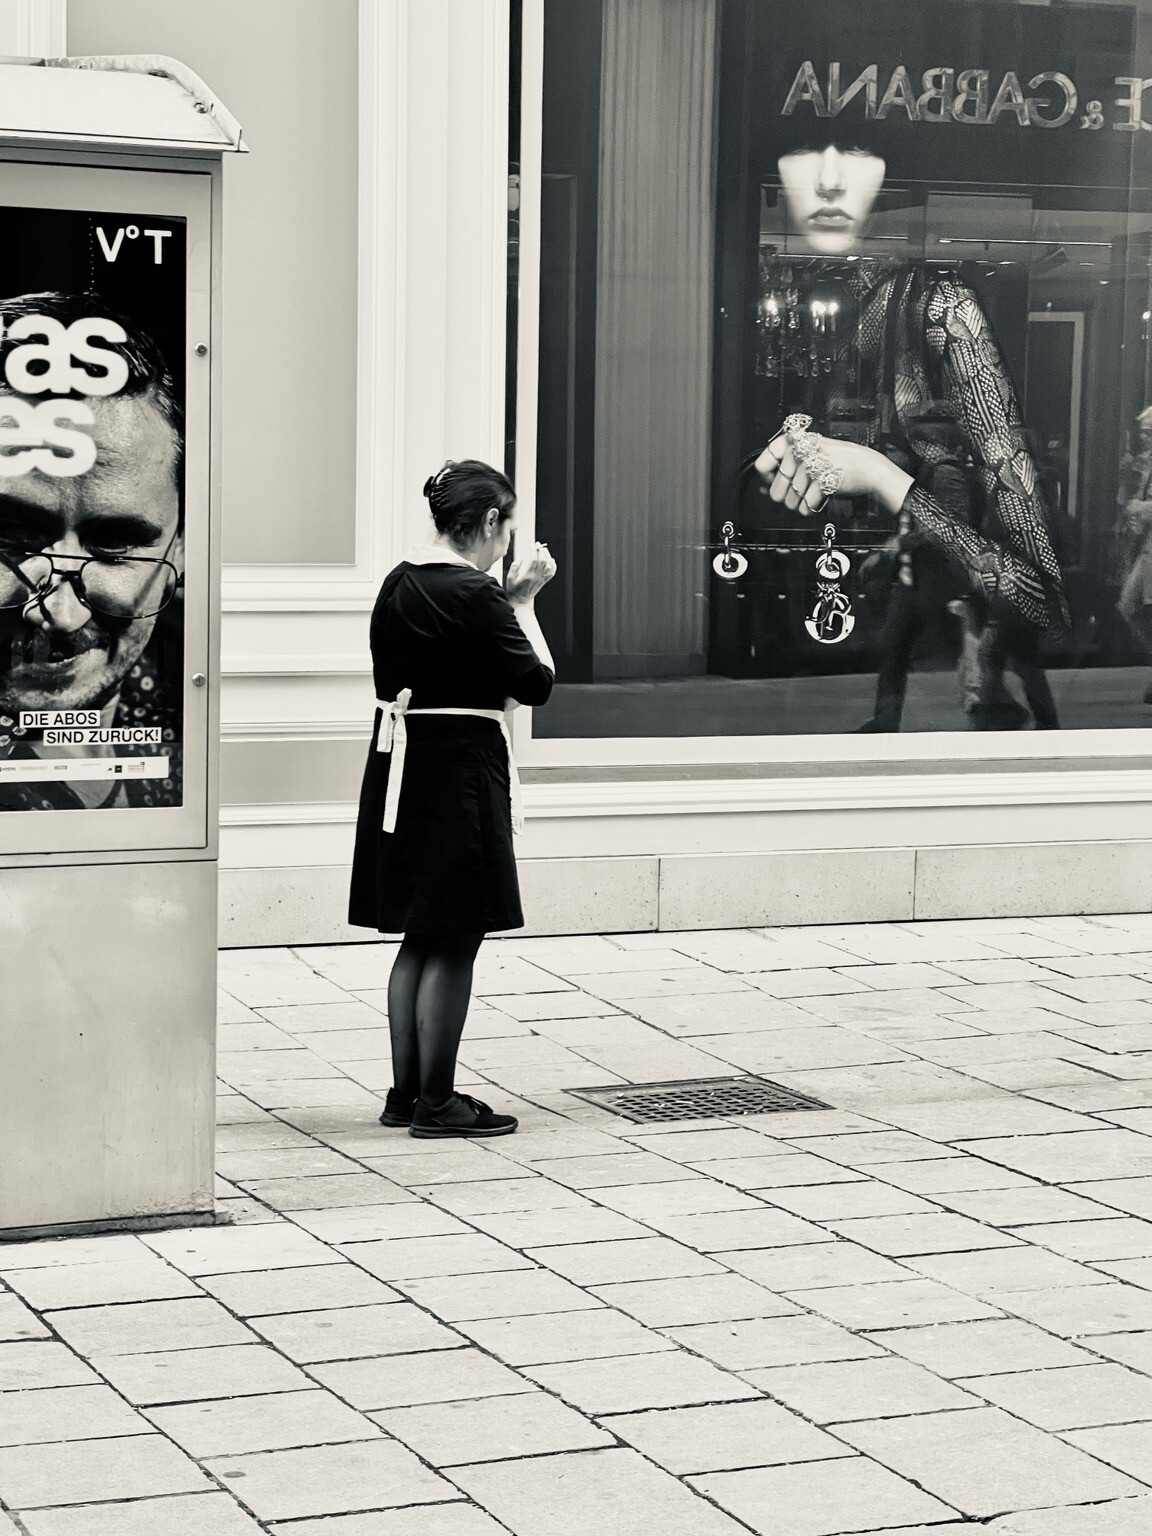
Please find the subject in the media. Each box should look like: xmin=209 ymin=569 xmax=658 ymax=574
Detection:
xmin=387 ymin=931 xmax=484 ymax=1107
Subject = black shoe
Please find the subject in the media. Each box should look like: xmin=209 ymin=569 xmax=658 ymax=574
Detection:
xmin=409 ymin=1093 xmax=518 ymax=1139
xmin=378 ymin=1088 xmax=415 ymax=1128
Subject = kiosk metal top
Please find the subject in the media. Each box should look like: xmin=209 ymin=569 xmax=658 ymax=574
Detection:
xmin=0 ymin=54 xmax=245 ymax=155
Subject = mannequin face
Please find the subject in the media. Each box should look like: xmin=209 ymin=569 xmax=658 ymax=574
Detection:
xmin=778 ymin=145 xmax=886 ymax=254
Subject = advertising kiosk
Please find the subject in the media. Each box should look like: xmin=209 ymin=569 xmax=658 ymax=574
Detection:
xmin=0 ymin=57 xmax=241 ymax=1236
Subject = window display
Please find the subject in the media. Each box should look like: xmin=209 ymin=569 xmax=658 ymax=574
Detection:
xmin=533 ymin=0 xmax=1152 ymax=737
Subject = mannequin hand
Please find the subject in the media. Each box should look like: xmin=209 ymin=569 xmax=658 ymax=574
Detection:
xmin=506 ymin=542 xmax=557 ymax=603
xmin=755 ymin=431 xmax=913 ymax=516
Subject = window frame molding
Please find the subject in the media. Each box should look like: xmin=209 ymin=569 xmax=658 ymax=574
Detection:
xmin=510 ymin=0 xmax=1152 ymax=787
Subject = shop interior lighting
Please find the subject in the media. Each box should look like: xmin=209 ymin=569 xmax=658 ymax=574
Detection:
xmin=938 ymin=237 xmax=1111 ymax=248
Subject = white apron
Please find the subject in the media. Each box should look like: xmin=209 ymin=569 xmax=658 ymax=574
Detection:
xmin=375 ymin=688 xmax=524 ymax=836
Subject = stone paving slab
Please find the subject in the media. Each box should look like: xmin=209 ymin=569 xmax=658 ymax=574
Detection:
xmin=18 ymin=1492 xmax=266 ymax=1535
xmin=0 ymin=1384 xmax=148 ymax=1446
xmin=966 ymin=1361 xmax=1152 ymax=1430
xmin=2 ymin=1257 xmax=200 ymax=1310
xmin=690 ymin=1456 xmax=955 ymax=1535
xmin=0 ymin=1293 xmax=48 ymax=1341
xmin=93 ymin=1343 xmax=312 ymax=1405
xmin=602 ymin=1398 xmax=853 ymax=1474
xmin=317 ymin=1347 xmax=526 ymax=1411
xmin=0 ymin=1342 xmax=98 ymax=1391
xmin=837 ymin=1405 xmax=1144 ymax=1514
xmin=3 ymin=914 xmax=1152 ymax=1535
xmin=0 ymin=1433 xmax=212 ymax=1508
xmin=203 ymin=1439 xmax=455 ymax=1521
xmin=747 ymin=1354 xmax=980 ymax=1422
xmin=375 ymin=1389 xmax=613 ymax=1464
xmin=452 ymin=1446 xmax=752 ymax=1535
xmin=46 ymin=1297 xmax=257 ymax=1358
xmin=269 ymin=1510 xmax=507 ymax=1536
xmin=144 ymin=1388 xmax=384 ymax=1457
xmin=454 ymin=1306 xmax=675 ymax=1365
xmin=988 ymin=1498 xmax=1152 ymax=1535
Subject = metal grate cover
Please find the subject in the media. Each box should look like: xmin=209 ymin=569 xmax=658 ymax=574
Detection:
xmin=568 ymin=1076 xmax=829 ymax=1124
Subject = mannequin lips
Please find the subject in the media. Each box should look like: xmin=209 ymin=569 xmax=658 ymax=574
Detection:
xmin=809 ymin=209 xmax=853 ymax=226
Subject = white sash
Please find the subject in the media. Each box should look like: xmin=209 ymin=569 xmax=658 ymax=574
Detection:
xmin=376 ymin=689 xmax=524 ymax=837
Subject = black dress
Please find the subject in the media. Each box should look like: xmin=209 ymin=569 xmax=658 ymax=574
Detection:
xmin=348 ymin=556 xmax=554 ymax=936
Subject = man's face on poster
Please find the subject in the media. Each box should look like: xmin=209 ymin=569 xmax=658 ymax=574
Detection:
xmin=779 ymin=144 xmax=887 ymax=254
xmin=0 ymin=392 xmax=182 ymax=715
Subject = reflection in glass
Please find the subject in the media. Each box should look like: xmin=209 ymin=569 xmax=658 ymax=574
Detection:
xmin=533 ymin=0 xmax=1152 ymax=735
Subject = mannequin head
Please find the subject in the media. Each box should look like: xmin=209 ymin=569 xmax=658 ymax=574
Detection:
xmin=778 ymin=143 xmax=887 ymax=254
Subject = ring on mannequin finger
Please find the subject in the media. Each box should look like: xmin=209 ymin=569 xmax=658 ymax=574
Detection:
xmin=785 ymin=465 xmax=812 ymax=513
xmin=790 ymin=431 xmax=844 ymax=499
xmin=801 ymin=481 xmax=826 ymax=517
xmin=769 ymin=444 xmax=800 ymax=503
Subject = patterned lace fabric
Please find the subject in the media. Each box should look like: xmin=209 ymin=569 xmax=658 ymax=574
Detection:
xmin=754 ymin=256 xmax=1070 ymax=634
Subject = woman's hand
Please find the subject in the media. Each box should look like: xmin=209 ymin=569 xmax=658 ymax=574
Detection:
xmin=755 ymin=431 xmax=913 ymax=517
xmin=506 ymin=541 xmax=557 ymax=604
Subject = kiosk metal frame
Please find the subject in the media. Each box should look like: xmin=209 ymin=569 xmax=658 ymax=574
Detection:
xmin=0 ymin=56 xmax=241 ymax=1238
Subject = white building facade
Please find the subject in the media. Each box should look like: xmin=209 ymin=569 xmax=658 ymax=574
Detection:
xmin=15 ymin=0 xmax=1151 ymax=945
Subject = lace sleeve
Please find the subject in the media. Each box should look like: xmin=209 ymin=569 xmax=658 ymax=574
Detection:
xmin=902 ymin=275 xmax=1069 ymax=633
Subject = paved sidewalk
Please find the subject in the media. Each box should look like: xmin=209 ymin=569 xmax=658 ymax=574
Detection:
xmin=4 ymin=916 xmax=1152 ymax=1535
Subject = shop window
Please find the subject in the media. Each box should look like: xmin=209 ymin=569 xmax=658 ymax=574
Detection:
xmin=531 ymin=0 xmax=1152 ymax=737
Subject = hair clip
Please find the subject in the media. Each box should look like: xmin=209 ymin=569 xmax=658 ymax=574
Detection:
xmin=423 ymin=461 xmax=454 ymax=501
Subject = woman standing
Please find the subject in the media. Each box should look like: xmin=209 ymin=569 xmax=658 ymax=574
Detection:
xmin=349 ymin=461 xmax=556 ymax=1138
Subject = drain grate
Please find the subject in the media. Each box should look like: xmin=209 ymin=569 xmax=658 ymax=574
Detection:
xmin=567 ymin=1076 xmax=830 ymax=1124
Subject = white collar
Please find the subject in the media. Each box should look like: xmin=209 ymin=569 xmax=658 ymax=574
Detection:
xmin=405 ymin=542 xmax=478 ymax=570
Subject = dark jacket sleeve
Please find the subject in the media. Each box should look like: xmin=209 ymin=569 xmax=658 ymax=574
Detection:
xmin=470 ymin=579 xmax=555 ymax=705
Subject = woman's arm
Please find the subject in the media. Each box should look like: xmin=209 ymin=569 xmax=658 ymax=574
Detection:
xmin=510 ymin=600 xmax=556 ymax=676
xmin=504 ymin=600 xmax=554 ymax=707
xmin=502 ymin=544 xmax=557 ymax=706
xmin=903 ymin=275 xmax=1069 ymax=632
xmin=470 ymin=566 xmax=557 ymax=709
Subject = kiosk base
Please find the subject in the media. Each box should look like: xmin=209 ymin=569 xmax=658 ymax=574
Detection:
xmin=0 ymin=858 xmax=217 ymax=1236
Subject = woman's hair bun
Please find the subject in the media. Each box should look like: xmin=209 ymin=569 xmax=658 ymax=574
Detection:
xmin=421 ymin=458 xmax=516 ymax=544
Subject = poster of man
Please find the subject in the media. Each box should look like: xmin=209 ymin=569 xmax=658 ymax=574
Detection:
xmin=0 ymin=206 xmax=185 ymax=810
